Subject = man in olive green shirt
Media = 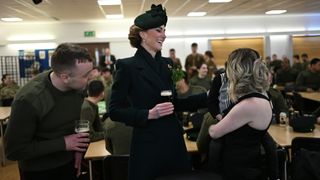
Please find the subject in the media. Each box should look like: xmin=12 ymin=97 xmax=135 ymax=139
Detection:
xmin=275 ymin=58 xmax=299 ymax=86
xmin=296 ymin=58 xmax=320 ymax=92
xmin=5 ymin=43 xmax=92 ymax=180
xmin=81 ymin=80 xmax=105 ymax=142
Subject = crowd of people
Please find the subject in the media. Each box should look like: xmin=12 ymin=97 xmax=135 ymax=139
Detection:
xmin=1 ymin=3 xmax=320 ymax=180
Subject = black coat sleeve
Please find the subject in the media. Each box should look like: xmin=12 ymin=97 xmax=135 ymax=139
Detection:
xmin=109 ymin=60 xmax=149 ymax=127
xmin=173 ymin=92 xmax=208 ymax=112
xmin=208 ymin=74 xmax=222 ymax=117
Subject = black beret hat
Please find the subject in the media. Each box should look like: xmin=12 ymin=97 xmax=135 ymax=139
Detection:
xmin=134 ymin=4 xmax=167 ymax=30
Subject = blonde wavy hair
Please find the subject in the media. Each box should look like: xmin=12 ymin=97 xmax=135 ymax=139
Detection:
xmin=226 ymin=48 xmax=269 ymax=102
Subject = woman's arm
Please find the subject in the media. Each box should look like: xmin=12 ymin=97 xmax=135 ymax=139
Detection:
xmin=209 ymin=98 xmax=272 ymax=139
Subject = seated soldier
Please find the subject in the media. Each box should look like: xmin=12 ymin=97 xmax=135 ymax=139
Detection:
xmin=275 ymin=58 xmax=299 ymax=86
xmin=104 ymin=117 xmax=133 ymax=155
xmin=0 ymin=74 xmax=20 ymax=106
xmin=296 ymin=58 xmax=320 ymax=92
xmin=81 ymin=80 xmax=105 ymax=142
xmin=189 ymin=62 xmax=212 ymax=91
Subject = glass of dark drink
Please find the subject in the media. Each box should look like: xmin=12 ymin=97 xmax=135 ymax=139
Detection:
xmin=75 ymin=120 xmax=89 ymax=133
xmin=160 ymin=90 xmax=173 ymax=102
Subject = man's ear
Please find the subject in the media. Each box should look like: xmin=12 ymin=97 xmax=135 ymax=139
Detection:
xmin=59 ymin=73 xmax=70 ymax=83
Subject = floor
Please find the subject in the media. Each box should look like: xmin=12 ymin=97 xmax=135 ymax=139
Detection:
xmin=0 ymin=161 xmax=19 ymax=180
xmin=0 ymin=138 xmax=19 ymax=180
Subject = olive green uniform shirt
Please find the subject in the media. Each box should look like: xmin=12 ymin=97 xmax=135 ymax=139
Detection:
xmin=296 ymin=70 xmax=320 ymax=91
xmin=81 ymin=99 xmax=105 ymax=142
xmin=189 ymin=76 xmax=212 ymax=91
xmin=0 ymin=83 xmax=19 ymax=99
xmin=5 ymin=71 xmax=83 ymax=172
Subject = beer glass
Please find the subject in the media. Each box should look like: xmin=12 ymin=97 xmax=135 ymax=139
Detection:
xmin=160 ymin=90 xmax=173 ymax=102
xmin=75 ymin=120 xmax=90 ymax=133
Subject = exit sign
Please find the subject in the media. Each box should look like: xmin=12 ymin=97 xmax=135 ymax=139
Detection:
xmin=84 ymin=31 xmax=95 ymax=37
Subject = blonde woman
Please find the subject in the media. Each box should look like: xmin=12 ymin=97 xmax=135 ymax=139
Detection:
xmin=209 ymin=48 xmax=272 ymax=180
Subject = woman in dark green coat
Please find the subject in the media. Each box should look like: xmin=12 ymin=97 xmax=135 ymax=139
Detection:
xmin=109 ymin=4 xmax=207 ymax=180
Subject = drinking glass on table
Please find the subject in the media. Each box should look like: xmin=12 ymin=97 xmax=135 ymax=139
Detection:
xmin=279 ymin=112 xmax=287 ymax=126
xmin=75 ymin=120 xmax=90 ymax=133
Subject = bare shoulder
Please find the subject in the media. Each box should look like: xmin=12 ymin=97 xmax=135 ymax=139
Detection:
xmin=236 ymin=97 xmax=272 ymax=129
xmin=234 ymin=97 xmax=272 ymax=120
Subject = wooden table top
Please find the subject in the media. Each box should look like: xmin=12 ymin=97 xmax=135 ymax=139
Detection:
xmin=268 ymin=124 xmax=320 ymax=147
xmin=84 ymin=140 xmax=111 ymax=160
xmin=299 ymin=92 xmax=320 ymax=102
xmin=0 ymin=107 xmax=11 ymax=121
xmin=184 ymin=134 xmax=198 ymax=153
xmin=84 ymin=135 xmax=198 ymax=160
xmin=287 ymin=92 xmax=320 ymax=102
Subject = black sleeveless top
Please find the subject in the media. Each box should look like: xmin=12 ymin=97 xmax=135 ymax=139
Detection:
xmin=221 ymin=93 xmax=272 ymax=180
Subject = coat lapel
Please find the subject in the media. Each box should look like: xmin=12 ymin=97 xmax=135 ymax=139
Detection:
xmin=134 ymin=54 xmax=167 ymax=91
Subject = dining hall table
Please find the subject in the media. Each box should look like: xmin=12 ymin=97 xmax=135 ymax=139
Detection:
xmin=286 ymin=92 xmax=320 ymax=102
xmin=268 ymin=124 xmax=320 ymax=147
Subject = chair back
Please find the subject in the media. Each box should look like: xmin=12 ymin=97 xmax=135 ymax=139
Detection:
xmin=103 ymin=155 xmax=129 ymax=180
xmin=292 ymin=92 xmax=305 ymax=114
xmin=291 ymin=137 xmax=320 ymax=157
xmin=258 ymin=132 xmax=288 ymax=180
xmin=291 ymin=137 xmax=320 ymax=180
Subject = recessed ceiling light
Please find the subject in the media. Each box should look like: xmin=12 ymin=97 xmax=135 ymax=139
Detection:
xmin=97 ymin=0 xmax=121 ymax=5
xmin=106 ymin=14 xmax=123 ymax=19
xmin=265 ymin=10 xmax=287 ymax=15
xmin=1 ymin=17 xmax=23 ymax=22
xmin=187 ymin=12 xmax=207 ymax=17
xmin=209 ymin=0 xmax=232 ymax=3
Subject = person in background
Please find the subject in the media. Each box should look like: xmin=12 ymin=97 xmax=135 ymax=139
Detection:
xmin=301 ymin=53 xmax=310 ymax=70
xmin=264 ymin=56 xmax=271 ymax=69
xmin=209 ymin=48 xmax=272 ymax=180
xmin=100 ymin=67 xmax=113 ymax=89
xmin=169 ymin=48 xmax=182 ymax=69
xmin=197 ymin=68 xmax=228 ymax=164
xmin=296 ymin=58 xmax=320 ymax=92
xmin=109 ymin=4 xmax=208 ymax=180
xmin=292 ymin=54 xmax=304 ymax=72
xmin=104 ymin=117 xmax=133 ymax=155
xmin=175 ymin=70 xmax=207 ymax=126
xmin=81 ymin=80 xmax=105 ymax=142
xmin=268 ymin=73 xmax=289 ymax=124
xmin=269 ymin=53 xmax=282 ymax=73
xmin=4 ymin=43 xmax=92 ymax=180
xmin=99 ymin=47 xmax=116 ymax=73
xmin=189 ymin=62 xmax=212 ymax=91
xmin=88 ymin=66 xmax=101 ymax=81
xmin=204 ymin=50 xmax=217 ymax=79
xmin=275 ymin=57 xmax=298 ymax=86
xmin=185 ymin=42 xmax=205 ymax=78
xmin=31 ymin=68 xmax=40 ymax=79
xmin=0 ymin=74 xmax=20 ymax=106
xmin=176 ymin=71 xmax=207 ymax=98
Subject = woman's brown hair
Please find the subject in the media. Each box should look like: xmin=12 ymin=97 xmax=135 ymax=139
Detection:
xmin=128 ymin=25 xmax=143 ymax=48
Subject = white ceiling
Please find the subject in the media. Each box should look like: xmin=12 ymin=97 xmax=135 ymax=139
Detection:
xmin=0 ymin=0 xmax=320 ymax=22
